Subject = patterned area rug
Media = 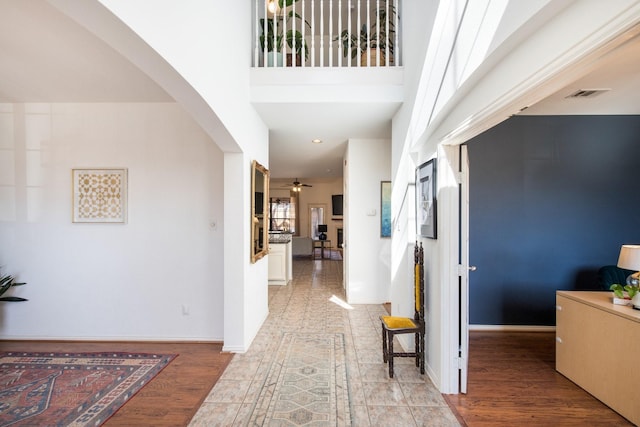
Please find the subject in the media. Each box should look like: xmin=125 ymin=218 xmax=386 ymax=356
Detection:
xmin=249 ymin=333 xmax=351 ymax=425
xmin=0 ymin=351 xmax=175 ymax=427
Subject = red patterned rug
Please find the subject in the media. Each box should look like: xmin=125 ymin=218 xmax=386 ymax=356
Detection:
xmin=0 ymin=351 xmax=175 ymax=426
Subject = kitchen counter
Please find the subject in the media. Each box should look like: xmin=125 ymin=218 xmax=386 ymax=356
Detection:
xmin=269 ymin=233 xmax=292 ymax=244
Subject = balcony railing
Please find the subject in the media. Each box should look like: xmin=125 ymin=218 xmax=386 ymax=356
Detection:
xmin=253 ymin=0 xmax=401 ymax=68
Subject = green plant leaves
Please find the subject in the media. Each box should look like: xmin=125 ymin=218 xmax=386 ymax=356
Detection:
xmin=610 ymin=284 xmax=625 ymax=298
xmin=610 ymin=283 xmax=640 ymax=299
xmin=278 ymin=0 xmax=299 ymax=8
xmin=0 ymin=273 xmax=28 ymax=302
xmin=0 ymin=296 xmax=27 ymax=302
xmin=625 ymin=284 xmax=640 ymax=298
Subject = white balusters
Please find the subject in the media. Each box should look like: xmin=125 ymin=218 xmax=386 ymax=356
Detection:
xmin=311 ymin=0 xmax=316 ymax=67
xmin=320 ymin=0 xmax=324 ymax=66
xmin=254 ymin=0 xmax=400 ymax=68
xmin=302 ymin=0 xmax=306 ymax=67
xmin=347 ymin=0 xmax=352 ymax=67
xmin=337 ymin=0 xmax=342 ymax=67
xmin=329 ymin=0 xmax=333 ymax=67
xmin=385 ymin=0 xmax=389 ymax=66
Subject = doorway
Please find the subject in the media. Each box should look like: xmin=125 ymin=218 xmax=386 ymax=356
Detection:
xmin=309 ymin=204 xmax=326 ymax=240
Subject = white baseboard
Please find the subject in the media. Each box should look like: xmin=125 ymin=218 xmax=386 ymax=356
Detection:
xmin=222 ymin=344 xmax=248 ymax=353
xmin=469 ymin=325 xmax=556 ymax=332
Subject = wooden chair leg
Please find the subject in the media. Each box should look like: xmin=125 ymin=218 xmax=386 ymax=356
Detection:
xmin=415 ymin=332 xmax=420 ymax=367
xmin=381 ymin=327 xmax=388 ymax=363
xmin=420 ymin=332 xmax=425 ymax=374
xmin=388 ymin=332 xmax=395 ymax=378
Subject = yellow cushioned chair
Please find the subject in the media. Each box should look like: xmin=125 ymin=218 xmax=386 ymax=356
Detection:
xmin=380 ymin=242 xmax=425 ymax=378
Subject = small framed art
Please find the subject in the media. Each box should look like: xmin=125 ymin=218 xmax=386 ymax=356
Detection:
xmin=416 ymin=159 xmax=436 ymax=239
xmin=380 ymin=181 xmax=391 ymax=238
xmin=72 ymin=168 xmax=128 ymax=223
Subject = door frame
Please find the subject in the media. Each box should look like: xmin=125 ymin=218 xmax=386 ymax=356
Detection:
xmin=438 ymin=144 xmax=470 ymax=394
xmin=438 ymin=145 xmax=461 ymax=393
xmin=459 ymin=145 xmax=470 ymax=393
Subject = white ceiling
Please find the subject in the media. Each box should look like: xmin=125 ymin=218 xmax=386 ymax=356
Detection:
xmin=2 ymin=1 xmax=639 ymax=181
xmin=0 ymin=1 xmax=172 ymax=102
xmin=256 ymin=102 xmax=397 ymax=179
xmin=519 ymin=32 xmax=640 ymax=116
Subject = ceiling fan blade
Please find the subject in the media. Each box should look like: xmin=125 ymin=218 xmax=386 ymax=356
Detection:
xmin=301 ymin=184 xmax=312 ymax=187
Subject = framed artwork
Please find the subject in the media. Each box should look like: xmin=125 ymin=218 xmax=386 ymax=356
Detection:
xmin=381 ymin=181 xmax=391 ymax=238
xmin=72 ymin=168 xmax=128 ymax=223
xmin=416 ymin=159 xmax=436 ymax=239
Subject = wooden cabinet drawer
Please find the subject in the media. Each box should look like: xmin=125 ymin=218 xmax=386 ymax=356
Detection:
xmin=556 ymin=292 xmax=640 ymax=424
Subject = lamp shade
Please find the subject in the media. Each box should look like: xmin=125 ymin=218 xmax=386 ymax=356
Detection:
xmin=617 ymin=245 xmax=640 ymax=271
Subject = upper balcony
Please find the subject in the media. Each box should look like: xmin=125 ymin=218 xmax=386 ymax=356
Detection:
xmin=250 ymin=0 xmax=404 ymax=112
xmin=252 ymin=0 xmax=402 ymax=69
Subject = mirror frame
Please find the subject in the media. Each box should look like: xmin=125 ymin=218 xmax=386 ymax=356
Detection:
xmin=251 ymin=160 xmax=269 ymax=263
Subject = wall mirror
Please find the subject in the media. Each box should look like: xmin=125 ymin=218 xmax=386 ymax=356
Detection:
xmin=251 ymin=160 xmax=269 ymax=263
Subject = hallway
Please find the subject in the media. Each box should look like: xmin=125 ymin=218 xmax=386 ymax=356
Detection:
xmin=190 ymin=255 xmax=459 ymax=426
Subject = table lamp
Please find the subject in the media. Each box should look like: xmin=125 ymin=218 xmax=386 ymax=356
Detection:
xmin=617 ymin=244 xmax=640 ymax=286
xmin=618 ymin=245 xmax=640 ymax=308
xmin=318 ymin=224 xmax=328 ymax=241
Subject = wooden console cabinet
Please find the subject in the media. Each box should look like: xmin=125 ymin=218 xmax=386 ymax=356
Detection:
xmin=556 ymin=291 xmax=640 ymax=425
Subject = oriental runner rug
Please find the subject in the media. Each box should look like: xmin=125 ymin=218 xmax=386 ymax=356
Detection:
xmin=248 ymin=332 xmax=351 ymax=426
xmin=0 ymin=351 xmax=175 ymax=427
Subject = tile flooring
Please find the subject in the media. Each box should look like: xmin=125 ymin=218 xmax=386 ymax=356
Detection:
xmin=190 ymin=254 xmax=460 ymax=426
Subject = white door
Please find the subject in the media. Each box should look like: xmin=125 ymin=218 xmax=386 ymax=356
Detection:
xmin=459 ymin=144 xmax=471 ymax=393
xmin=441 ymin=144 xmax=471 ymax=394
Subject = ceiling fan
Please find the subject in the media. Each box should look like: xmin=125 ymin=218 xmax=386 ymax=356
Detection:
xmin=282 ymin=179 xmax=312 ymax=192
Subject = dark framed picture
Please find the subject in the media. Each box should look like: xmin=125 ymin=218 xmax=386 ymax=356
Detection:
xmin=380 ymin=181 xmax=391 ymax=238
xmin=416 ymin=159 xmax=436 ymax=239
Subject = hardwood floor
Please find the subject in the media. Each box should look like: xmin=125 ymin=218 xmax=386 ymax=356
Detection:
xmin=445 ymin=331 xmax=632 ymax=426
xmin=0 ymin=340 xmax=233 ymax=426
xmin=2 ymin=332 xmax=633 ymax=426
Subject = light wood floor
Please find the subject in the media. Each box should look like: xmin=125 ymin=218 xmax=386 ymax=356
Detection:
xmin=445 ymin=331 xmax=632 ymax=426
xmin=2 ymin=331 xmax=631 ymax=426
xmin=0 ymin=341 xmax=233 ymax=426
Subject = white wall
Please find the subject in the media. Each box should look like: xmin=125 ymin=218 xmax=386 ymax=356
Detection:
xmin=0 ymin=102 xmax=224 ymax=340
xmin=81 ymin=0 xmax=272 ymax=352
xmin=344 ymin=139 xmax=391 ymax=304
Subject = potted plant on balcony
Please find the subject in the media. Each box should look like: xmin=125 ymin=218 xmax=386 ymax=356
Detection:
xmin=335 ymin=4 xmax=396 ymax=66
xmin=260 ymin=0 xmax=310 ymax=67
xmin=259 ymin=17 xmax=284 ymax=66
xmin=285 ymin=27 xmax=310 ymax=66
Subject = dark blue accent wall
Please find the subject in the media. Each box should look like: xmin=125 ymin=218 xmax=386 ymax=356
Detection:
xmin=467 ymin=116 xmax=640 ymax=325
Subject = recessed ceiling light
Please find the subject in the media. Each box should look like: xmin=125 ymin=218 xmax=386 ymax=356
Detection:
xmin=311 ymin=138 xmax=322 ymax=144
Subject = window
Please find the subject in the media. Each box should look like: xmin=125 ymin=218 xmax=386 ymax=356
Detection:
xmin=309 ymin=205 xmax=325 ymax=239
xmin=269 ymin=197 xmax=296 ymax=233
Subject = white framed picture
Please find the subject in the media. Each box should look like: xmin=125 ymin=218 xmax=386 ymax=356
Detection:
xmin=72 ymin=168 xmax=127 ymax=223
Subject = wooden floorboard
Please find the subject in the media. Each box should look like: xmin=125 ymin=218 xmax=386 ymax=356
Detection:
xmin=445 ymin=331 xmax=633 ymax=426
xmin=2 ymin=331 xmax=634 ymax=426
xmin=0 ymin=340 xmax=233 ymax=427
